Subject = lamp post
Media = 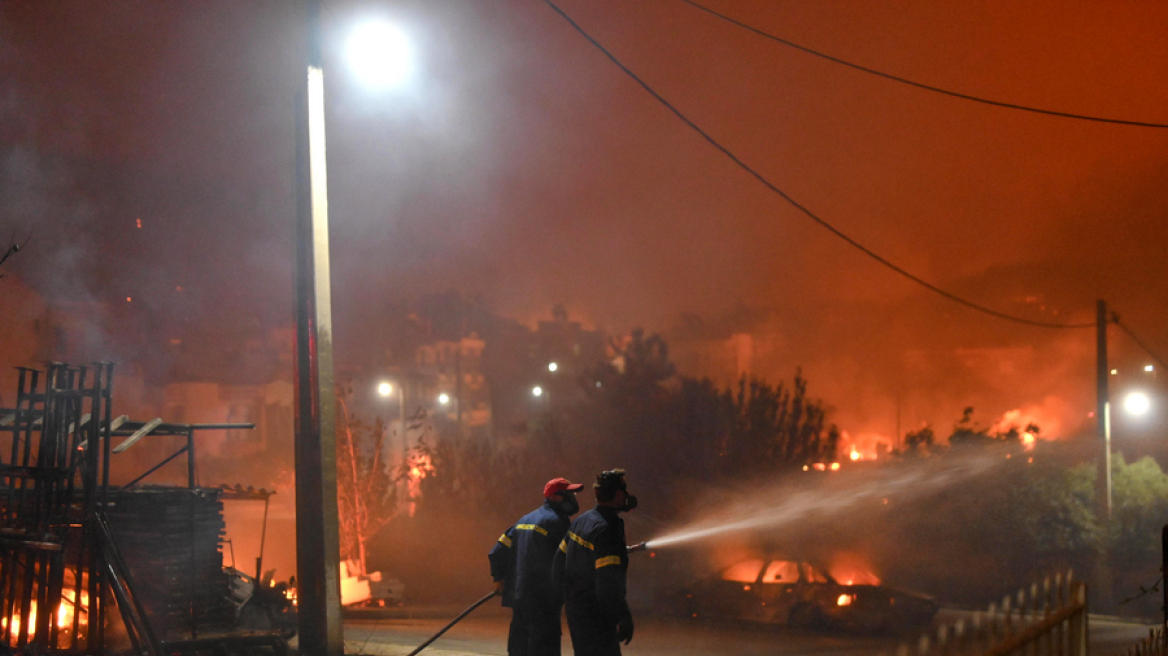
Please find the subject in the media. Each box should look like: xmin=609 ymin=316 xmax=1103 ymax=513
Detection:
xmin=293 ymin=6 xmax=414 ymax=654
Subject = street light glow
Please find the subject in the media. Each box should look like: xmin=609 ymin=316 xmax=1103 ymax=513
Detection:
xmin=548 ymin=362 xmax=558 ymax=372
xmin=1124 ymin=391 xmax=1151 ymax=416
xmin=1146 ymin=365 xmax=1155 ymax=372
xmin=438 ymin=393 xmax=450 ymax=405
xmin=377 ymin=382 xmax=392 ymax=397
xmin=346 ymin=21 xmax=413 ymax=88
xmin=532 ymin=386 xmax=543 ymax=397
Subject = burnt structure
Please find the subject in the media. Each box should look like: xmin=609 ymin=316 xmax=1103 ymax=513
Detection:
xmin=0 ymin=362 xmax=273 ymax=655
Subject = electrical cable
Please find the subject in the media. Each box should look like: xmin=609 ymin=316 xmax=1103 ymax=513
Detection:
xmin=1113 ymin=317 xmax=1168 ymax=372
xmin=539 ymin=0 xmax=1095 ymax=329
xmin=679 ymin=0 xmax=1168 ymax=130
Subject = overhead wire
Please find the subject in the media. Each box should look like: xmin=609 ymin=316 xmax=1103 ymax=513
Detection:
xmin=539 ymin=0 xmax=1095 ymax=329
xmin=679 ymin=0 xmax=1168 ymax=130
xmin=1113 ymin=317 xmax=1168 ymax=373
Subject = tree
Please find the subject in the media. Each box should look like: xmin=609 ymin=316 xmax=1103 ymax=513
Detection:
xmin=335 ymin=387 xmax=398 ymax=576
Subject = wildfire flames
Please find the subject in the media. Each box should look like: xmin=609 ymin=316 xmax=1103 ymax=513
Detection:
xmin=2 ymin=590 xmax=89 ymax=644
xmin=404 ymin=451 xmax=435 ymax=517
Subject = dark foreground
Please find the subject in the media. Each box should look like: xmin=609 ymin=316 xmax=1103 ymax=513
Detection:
xmin=317 ymin=605 xmax=1155 ymax=656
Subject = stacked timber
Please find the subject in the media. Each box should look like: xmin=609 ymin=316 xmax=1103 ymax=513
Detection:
xmin=104 ymin=487 xmax=234 ymax=640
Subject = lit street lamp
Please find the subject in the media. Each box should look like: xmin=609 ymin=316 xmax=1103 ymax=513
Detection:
xmin=293 ymin=7 xmax=414 ymax=654
xmin=532 ymin=386 xmax=544 ymax=397
xmin=1124 ymin=391 xmax=1151 ymax=416
xmin=548 ymin=362 xmax=558 ymax=372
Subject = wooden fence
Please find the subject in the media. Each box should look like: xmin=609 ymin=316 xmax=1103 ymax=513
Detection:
xmin=901 ymin=572 xmax=1087 ymax=656
xmin=1115 ymin=626 xmax=1167 ymax=656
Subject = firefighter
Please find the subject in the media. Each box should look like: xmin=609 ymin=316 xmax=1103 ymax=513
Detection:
xmin=553 ymin=469 xmax=637 ymax=656
xmin=488 ymin=477 xmax=584 ymax=656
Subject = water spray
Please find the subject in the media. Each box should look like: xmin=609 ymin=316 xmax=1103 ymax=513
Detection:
xmin=640 ymin=448 xmax=1008 ymax=550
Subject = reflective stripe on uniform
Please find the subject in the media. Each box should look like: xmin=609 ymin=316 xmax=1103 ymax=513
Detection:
xmin=498 ymin=534 xmax=512 ymax=548
xmin=515 ymin=524 xmax=548 ymax=536
xmin=595 ymin=555 xmax=621 ymax=569
xmin=567 ymin=531 xmax=594 ymax=550
xmin=559 ymin=539 xmax=567 ymax=553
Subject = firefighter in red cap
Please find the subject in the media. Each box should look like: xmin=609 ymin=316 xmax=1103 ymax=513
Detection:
xmin=488 ymin=477 xmax=584 ymax=656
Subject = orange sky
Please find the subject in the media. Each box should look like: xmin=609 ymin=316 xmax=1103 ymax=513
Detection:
xmin=2 ymin=0 xmax=1166 ymax=445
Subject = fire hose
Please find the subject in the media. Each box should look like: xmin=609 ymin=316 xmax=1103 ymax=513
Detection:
xmin=406 ymin=589 xmax=500 ymax=656
xmin=405 ymin=543 xmax=650 ymax=655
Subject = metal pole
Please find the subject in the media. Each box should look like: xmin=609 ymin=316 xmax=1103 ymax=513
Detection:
xmin=293 ymin=0 xmax=343 ymax=654
xmin=1094 ymin=299 xmax=1114 ymax=609
xmin=1096 ymin=299 xmax=1112 ymax=521
xmin=1162 ymin=524 xmax=1167 ymax=632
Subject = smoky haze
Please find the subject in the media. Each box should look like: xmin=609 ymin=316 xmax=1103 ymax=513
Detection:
xmin=2 ymin=0 xmax=1168 ymax=612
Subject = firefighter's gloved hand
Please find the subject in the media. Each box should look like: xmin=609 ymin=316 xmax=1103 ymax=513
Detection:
xmin=616 ymin=613 xmax=634 ymax=645
xmin=494 ymin=580 xmax=505 ymax=594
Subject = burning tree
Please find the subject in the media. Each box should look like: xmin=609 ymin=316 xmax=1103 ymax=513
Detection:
xmin=335 ymin=387 xmax=398 ymax=576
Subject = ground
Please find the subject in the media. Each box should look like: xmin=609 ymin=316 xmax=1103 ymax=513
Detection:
xmin=326 ymin=605 xmax=1156 ymax=656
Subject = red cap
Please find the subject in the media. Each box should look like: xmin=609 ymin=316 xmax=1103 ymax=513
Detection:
xmin=544 ymin=477 xmax=584 ymax=498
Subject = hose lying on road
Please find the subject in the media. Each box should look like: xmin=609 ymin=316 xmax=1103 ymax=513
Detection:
xmin=406 ymin=590 xmax=500 ymax=656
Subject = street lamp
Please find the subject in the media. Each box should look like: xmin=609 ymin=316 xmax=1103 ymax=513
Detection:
xmin=548 ymin=362 xmax=558 ymax=372
xmin=532 ymin=386 xmax=543 ymax=397
xmin=377 ymin=381 xmax=392 ymax=397
xmin=1124 ymin=391 xmax=1151 ymax=416
xmin=345 ymin=20 xmax=413 ymax=89
xmin=294 ymin=8 xmax=416 ymax=654
xmin=438 ymin=393 xmax=450 ymax=405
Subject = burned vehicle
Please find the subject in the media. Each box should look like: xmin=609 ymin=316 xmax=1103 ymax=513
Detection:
xmin=675 ymin=556 xmax=938 ymax=633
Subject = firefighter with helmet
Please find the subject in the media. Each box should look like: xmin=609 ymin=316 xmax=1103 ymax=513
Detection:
xmin=553 ymin=469 xmax=637 ymax=656
xmin=488 ymin=477 xmax=584 ymax=656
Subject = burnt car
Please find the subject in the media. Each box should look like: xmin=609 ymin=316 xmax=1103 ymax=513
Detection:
xmin=675 ymin=557 xmax=937 ymax=633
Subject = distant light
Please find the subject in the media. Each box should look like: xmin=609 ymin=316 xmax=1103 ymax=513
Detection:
xmin=829 ymin=462 xmax=841 ymax=471
xmin=1146 ymin=365 xmax=1155 ymax=372
xmin=438 ymin=393 xmax=450 ymax=405
xmin=848 ymin=448 xmax=860 ymax=461
xmin=136 ymin=218 xmax=142 ymax=229
xmin=1124 ymin=391 xmax=1151 ymax=416
xmin=548 ymin=362 xmax=558 ymax=372
xmin=837 ymin=594 xmax=853 ymax=606
xmin=347 ymin=21 xmax=412 ymax=88
xmin=1111 ymin=369 xmax=1118 ymax=375
xmin=377 ymin=382 xmax=392 ymax=397
xmin=126 ymin=297 xmax=132 ymax=302
xmin=595 ymin=381 xmax=602 ymax=388
xmin=532 ymin=386 xmax=543 ymax=397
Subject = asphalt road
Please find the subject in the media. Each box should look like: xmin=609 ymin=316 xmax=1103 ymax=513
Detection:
xmin=331 ymin=605 xmax=1157 ymax=656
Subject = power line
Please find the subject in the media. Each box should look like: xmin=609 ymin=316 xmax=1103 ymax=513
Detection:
xmin=539 ymin=0 xmax=1095 ymax=330
xmin=1114 ymin=317 xmax=1168 ymax=372
xmin=680 ymin=0 xmax=1168 ymax=130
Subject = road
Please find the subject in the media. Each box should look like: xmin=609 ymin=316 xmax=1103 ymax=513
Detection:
xmin=331 ymin=606 xmax=1156 ymax=656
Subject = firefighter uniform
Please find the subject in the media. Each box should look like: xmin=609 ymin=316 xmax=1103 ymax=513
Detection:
xmin=552 ymin=506 xmax=630 ymax=656
xmin=488 ymin=500 xmax=572 ymax=656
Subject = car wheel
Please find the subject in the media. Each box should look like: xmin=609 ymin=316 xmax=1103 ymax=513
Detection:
xmin=788 ymin=603 xmax=824 ymax=630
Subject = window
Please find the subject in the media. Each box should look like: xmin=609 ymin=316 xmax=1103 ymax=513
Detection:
xmin=721 ymin=559 xmax=764 ymax=583
xmin=761 ymin=560 xmax=800 ymax=583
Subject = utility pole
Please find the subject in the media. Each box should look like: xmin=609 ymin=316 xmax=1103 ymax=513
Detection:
xmin=292 ymin=0 xmax=343 ymax=654
xmin=1095 ymin=299 xmax=1114 ymax=608
xmin=1096 ymin=299 xmax=1112 ymax=521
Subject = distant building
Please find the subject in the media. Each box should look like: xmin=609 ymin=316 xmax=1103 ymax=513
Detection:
xmin=414 ymin=334 xmax=491 ymax=439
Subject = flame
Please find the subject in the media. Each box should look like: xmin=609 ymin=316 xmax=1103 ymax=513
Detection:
xmin=3 ymin=590 xmax=90 ymax=643
xmin=837 ymin=593 xmax=854 ymax=606
xmin=828 ymin=553 xmax=881 ymax=586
